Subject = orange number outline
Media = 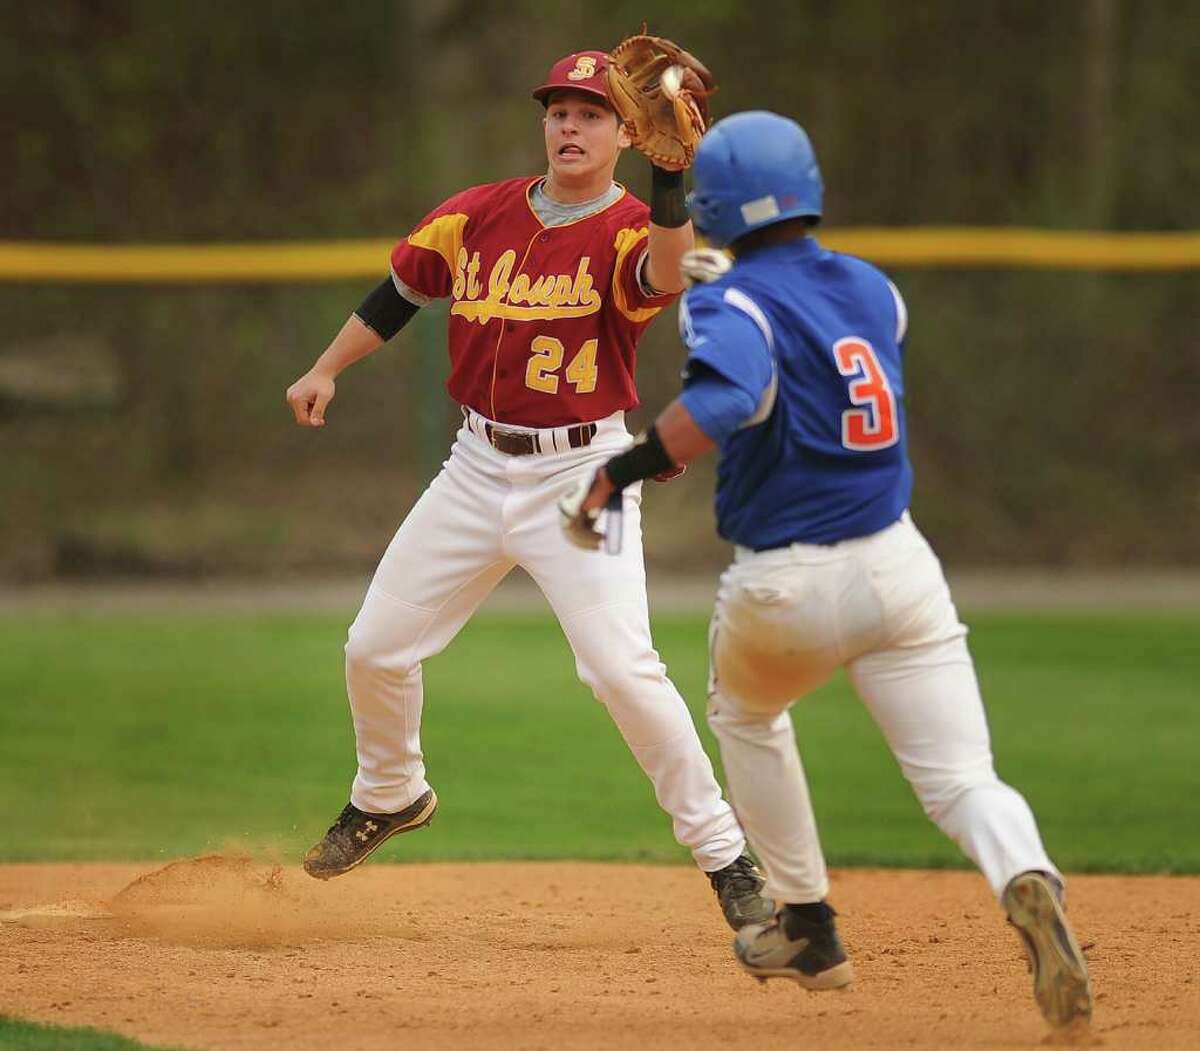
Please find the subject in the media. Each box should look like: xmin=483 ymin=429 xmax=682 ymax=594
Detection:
xmin=833 ymin=337 xmax=898 ymax=451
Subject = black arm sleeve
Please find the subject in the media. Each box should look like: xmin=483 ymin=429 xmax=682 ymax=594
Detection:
xmin=649 ymin=165 xmax=689 ymax=228
xmin=353 ymin=277 xmax=420 ymax=341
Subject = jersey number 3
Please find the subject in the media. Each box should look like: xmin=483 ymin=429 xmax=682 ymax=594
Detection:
xmin=833 ymin=337 xmax=898 ymax=451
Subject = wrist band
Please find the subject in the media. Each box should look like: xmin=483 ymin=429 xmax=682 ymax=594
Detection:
xmin=605 ymin=425 xmax=675 ymax=490
xmin=650 ymin=165 xmax=689 ymax=228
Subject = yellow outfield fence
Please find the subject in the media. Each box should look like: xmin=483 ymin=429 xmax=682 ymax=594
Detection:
xmin=2 ymin=229 xmax=1200 ymax=283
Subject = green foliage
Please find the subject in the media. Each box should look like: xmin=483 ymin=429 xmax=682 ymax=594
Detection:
xmin=8 ymin=2 xmax=1199 ymax=237
xmin=2 ymin=609 xmax=1196 ymax=872
xmin=3 ymin=2 xmax=1199 ymax=578
xmin=0 ymin=1017 xmax=190 ymax=1051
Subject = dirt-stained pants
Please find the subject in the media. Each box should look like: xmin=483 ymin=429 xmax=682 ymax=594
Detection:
xmin=706 ymin=513 xmax=1058 ymax=903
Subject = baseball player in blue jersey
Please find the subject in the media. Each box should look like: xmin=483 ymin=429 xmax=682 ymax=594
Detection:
xmin=560 ymin=111 xmax=1093 ymax=1031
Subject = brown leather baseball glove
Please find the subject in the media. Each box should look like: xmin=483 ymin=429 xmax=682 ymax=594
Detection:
xmin=607 ymin=30 xmax=716 ymax=171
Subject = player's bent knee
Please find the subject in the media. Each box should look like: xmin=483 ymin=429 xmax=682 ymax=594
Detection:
xmin=344 ymin=629 xmax=420 ymax=682
xmin=574 ymin=652 xmax=668 ymax=707
xmin=706 ymin=691 xmax=786 ymax=735
xmin=910 ymin=768 xmax=1001 ymax=826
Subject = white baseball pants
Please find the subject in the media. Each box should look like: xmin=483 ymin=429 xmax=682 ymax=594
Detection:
xmin=706 ymin=513 xmax=1059 ymax=904
xmin=343 ymin=410 xmax=746 ymax=872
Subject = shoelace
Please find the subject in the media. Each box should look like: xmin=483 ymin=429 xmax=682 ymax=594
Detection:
xmin=325 ymin=804 xmax=361 ymax=843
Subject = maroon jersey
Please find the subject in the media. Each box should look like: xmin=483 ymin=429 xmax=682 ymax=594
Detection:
xmin=390 ymin=176 xmax=675 ymax=427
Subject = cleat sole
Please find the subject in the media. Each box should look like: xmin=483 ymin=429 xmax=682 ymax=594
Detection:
xmin=1004 ymin=872 xmax=1093 ymax=1028
xmin=738 ymin=957 xmax=855 ymax=991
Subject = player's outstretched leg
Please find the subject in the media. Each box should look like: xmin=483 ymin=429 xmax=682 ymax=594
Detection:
xmin=556 ymin=601 xmax=772 ymax=929
xmin=850 ymin=635 xmax=1093 ymax=1027
xmin=525 ymin=472 xmax=771 ymax=930
xmin=304 ymin=440 xmax=513 ymax=879
xmin=1002 ymin=870 xmax=1093 ymax=1028
xmin=733 ymin=902 xmax=854 ymax=990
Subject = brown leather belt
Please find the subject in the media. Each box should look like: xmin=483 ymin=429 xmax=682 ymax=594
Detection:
xmin=483 ymin=421 xmax=598 ymax=456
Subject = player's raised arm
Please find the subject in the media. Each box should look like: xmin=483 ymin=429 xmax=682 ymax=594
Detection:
xmin=644 ymin=165 xmax=693 ymax=295
xmin=605 ymin=31 xmax=714 ymax=295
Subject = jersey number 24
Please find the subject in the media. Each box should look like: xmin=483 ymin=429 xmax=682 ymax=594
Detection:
xmin=525 ymin=336 xmax=599 ymax=395
xmin=833 ymin=337 xmax=898 ymax=451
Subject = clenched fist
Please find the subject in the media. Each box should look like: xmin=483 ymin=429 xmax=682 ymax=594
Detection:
xmin=286 ymin=370 xmax=336 ymax=427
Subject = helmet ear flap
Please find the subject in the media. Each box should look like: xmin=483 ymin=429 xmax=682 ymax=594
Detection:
xmin=686 ymin=188 xmax=744 ymax=249
xmin=685 ymin=190 xmax=720 ymax=245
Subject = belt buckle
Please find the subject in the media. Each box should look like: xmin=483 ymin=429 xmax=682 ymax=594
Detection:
xmin=488 ymin=425 xmax=538 ymax=456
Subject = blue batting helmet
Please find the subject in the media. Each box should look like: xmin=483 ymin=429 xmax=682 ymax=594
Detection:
xmin=688 ymin=111 xmax=824 ymax=249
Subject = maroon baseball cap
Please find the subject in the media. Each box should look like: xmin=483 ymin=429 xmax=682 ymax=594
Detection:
xmin=531 ymin=51 xmax=611 ymax=106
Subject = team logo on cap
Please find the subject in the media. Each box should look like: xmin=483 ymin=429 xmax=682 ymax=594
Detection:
xmin=567 ymin=55 xmax=598 ymax=81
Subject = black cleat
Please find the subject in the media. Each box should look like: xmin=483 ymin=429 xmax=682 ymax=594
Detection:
xmin=302 ymin=789 xmax=438 ymax=880
xmin=707 ymin=854 xmax=776 ymax=930
xmin=1002 ymin=871 xmax=1093 ymax=1028
xmin=734 ymin=903 xmax=854 ymax=990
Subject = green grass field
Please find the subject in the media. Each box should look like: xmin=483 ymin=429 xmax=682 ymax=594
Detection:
xmin=1 ymin=608 xmax=1196 ymax=872
xmin=0 ymin=1018 xmax=190 ymax=1051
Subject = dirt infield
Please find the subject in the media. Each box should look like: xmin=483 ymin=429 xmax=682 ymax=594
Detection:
xmin=1 ymin=860 xmax=1197 ymax=1051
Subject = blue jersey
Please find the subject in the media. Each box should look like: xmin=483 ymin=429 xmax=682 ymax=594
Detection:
xmin=678 ymin=236 xmax=912 ymax=549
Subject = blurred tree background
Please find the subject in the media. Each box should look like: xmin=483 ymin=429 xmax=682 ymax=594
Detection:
xmin=2 ymin=0 xmax=1197 ymax=581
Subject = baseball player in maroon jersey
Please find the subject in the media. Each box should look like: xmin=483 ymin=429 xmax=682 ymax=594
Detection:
xmin=284 ymin=50 xmax=771 ymax=929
